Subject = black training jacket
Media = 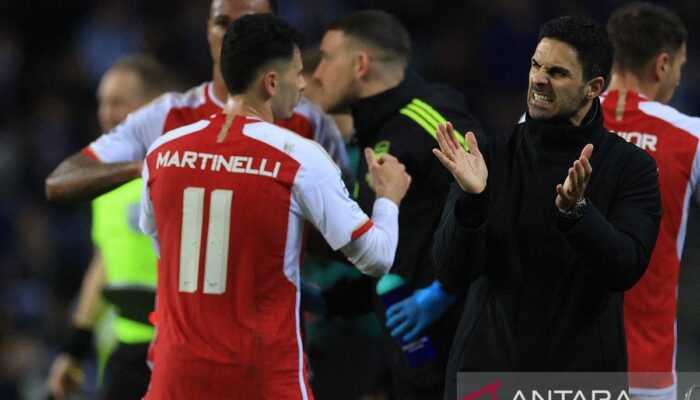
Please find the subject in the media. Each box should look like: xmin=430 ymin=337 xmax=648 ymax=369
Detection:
xmin=351 ymin=74 xmax=483 ymax=394
xmin=433 ymin=100 xmax=661 ymax=398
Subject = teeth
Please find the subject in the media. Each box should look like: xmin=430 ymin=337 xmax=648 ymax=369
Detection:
xmin=533 ymin=93 xmax=552 ymax=102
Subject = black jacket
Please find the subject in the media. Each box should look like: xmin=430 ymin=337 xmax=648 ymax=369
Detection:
xmin=351 ymin=75 xmax=483 ymax=395
xmin=353 ymin=75 xmax=483 ymax=290
xmin=433 ymin=101 xmax=661 ymax=398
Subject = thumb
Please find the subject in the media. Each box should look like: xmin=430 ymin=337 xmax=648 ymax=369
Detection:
xmin=365 ymin=148 xmax=378 ymax=170
xmin=466 ymin=131 xmax=480 ymax=155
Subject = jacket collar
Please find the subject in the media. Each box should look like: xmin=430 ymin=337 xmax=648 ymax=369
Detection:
xmin=523 ymin=98 xmax=604 ymax=155
xmin=351 ymin=75 xmax=423 ymax=142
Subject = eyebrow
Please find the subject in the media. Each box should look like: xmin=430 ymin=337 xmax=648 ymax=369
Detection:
xmin=531 ymin=58 xmax=571 ymax=77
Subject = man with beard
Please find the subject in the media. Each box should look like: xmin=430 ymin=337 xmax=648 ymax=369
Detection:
xmin=432 ymin=16 xmax=661 ymax=399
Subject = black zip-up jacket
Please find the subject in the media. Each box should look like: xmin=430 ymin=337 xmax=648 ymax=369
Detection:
xmin=351 ymin=75 xmax=483 ymax=395
xmin=433 ymin=100 xmax=661 ymax=399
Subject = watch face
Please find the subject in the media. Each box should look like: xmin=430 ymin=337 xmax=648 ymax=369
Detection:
xmin=564 ymin=200 xmax=587 ymax=220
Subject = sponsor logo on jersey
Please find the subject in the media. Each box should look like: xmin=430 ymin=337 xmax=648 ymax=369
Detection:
xmin=155 ymin=150 xmax=281 ymax=178
xmin=613 ymin=131 xmax=658 ymax=152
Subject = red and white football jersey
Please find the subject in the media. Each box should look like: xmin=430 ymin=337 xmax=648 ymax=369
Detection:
xmin=83 ymin=82 xmax=348 ymax=172
xmin=602 ymin=90 xmax=700 ymax=393
xmin=139 ymin=114 xmax=371 ymax=399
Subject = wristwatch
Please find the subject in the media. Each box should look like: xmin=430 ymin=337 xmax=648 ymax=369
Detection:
xmin=560 ymin=198 xmax=587 ymax=221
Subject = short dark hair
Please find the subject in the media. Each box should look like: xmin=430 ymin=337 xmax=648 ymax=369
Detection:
xmin=327 ymin=10 xmax=411 ymax=67
xmin=220 ymin=13 xmax=303 ymax=94
xmin=607 ymin=2 xmax=686 ymax=74
xmin=110 ymin=55 xmax=177 ymax=100
xmin=538 ymin=16 xmax=613 ymax=84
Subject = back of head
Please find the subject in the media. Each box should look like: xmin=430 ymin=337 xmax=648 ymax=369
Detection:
xmin=220 ymin=13 xmax=304 ymax=94
xmin=111 ymin=55 xmax=175 ymax=101
xmin=327 ymin=9 xmax=411 ymax=69
xmin=607 ymin=2 xmax=686 ymax=74
xmin=539 ymin=16 xmax=613 ymax=85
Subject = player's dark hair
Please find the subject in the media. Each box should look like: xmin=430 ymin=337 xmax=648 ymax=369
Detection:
xmin=220 ymin=13 xmax=303 ymax=94
xmin=607 ymin=2 xmax=686 ymax=74
xmin=539 ymin=16 xmax=613 ymax=84
xmin=327 ymin=9 xmax=411 ymax=68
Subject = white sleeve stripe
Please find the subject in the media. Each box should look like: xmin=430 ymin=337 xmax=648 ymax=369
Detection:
xmin=638 ymin=101 xmax=700 ymax=138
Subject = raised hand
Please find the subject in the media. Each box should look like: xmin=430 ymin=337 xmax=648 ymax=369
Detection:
xmin=432 ymin=122 xmax=487 ymax=194
xmin=365 ymin=149 xmax=412 ymax=206
xmin=556 ymin=144 xmax=593 ymax=212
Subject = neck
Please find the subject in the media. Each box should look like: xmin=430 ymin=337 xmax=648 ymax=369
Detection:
xmin=358 ymin=69 xmax=404 ymax=99
xmin=608 ymin=70 xmax=657 ymax=100
xmin=568 ymin=98 xmax=594 ymax=126
xmin=224 ymin=94 xmax=274 ymax=123
xmin=213 ymin=67 xmax=228 ymax=104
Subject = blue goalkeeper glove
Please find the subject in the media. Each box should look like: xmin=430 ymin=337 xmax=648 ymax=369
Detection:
xmin=385 ymin=280 xmax=455 ymax=342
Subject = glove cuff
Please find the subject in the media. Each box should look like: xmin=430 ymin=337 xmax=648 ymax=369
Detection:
xmin=61 ymin=326 xmax=93 ymax=361
xmin=424 ymin=281 xmax=456 ymax=307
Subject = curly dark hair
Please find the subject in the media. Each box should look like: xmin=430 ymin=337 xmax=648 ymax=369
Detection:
xmin=539 ymin=16 xmax=613 ymax=84
xmin=220 ymin=13 xmax=303 ymax=94
xmin=607 ymin=2 xmax=686 ymax=74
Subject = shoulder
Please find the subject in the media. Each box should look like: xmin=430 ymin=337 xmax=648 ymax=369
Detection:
xmin=146 ymin=118 xmax=212 ymax=156
xmin=637 ymin=99 xmax=700 ymax=139
xmin=243 ymin=121 xmax=338 ymax=173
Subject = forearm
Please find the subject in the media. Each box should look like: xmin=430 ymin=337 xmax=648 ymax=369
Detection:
xmin=71 ymin=250 xmax=106 ymax=329
xmin=46 ymin=152 xmax=141 ymax=203
xmin=342 ymin=198 xmax=399 ymax=277
xmin=559 ymin=200 xmax=659 ymax=291
xmin=433 ymin=185 xmax=489 ymax=296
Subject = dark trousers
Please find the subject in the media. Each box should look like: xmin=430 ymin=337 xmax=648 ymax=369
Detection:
xmin=100 ymin=342 xmax=151 ymax=400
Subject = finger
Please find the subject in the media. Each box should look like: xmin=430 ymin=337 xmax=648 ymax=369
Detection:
xmin=439 ymin=122 xmax=459 ymax=155
xmin=446 ymin=122 xmax=462 ymax=152
xmin=386 ymin=311 xmax=407 ymax=330
xmin=580 ymin=155 xmax=592 ymax=177
xmin=573 ymin=160 xmax=584 ymax=189
xmin=404 ymin=323 xmax=425 ymax=342
xmin=465 ymin=131 xmax=480 ymax=156
xmin=390 ymin=319 xmax=414 ymax=339
xmin=435 ymin=125 xmax=453 ymax=158
xmin=432 ymin=148 xmax=455 ymax=170
xmin=385 ymin=301 xmax=404 ymax=319
xmin=364 ymin=148 xmax=378 ymax=170
xmin=581 ymin=143 xmax=593 ymax=159
xmin=377 ymin=153 xmax=399 ymax=165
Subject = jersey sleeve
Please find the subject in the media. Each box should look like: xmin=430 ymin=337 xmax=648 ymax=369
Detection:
xmin=87 ymin=95 xmax=170 ymax=163
xmin=292 ymin=145 xmax=370 ymax=251
xmin=138 ymin=161 xmax=159 ymax=256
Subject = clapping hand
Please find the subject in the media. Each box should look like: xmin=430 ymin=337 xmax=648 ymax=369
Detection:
xmin=432 ymin=122 xmax=487 ymax=194
xmin=556 ymin=144 xmax=593 ymax=212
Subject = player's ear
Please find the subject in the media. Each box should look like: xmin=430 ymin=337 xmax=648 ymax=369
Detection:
xmin=355 ymin=51 xmax=371 ymax=81
xmin=653 ymin=52 xmax=671 ymax=82
xmin=261 ymin=69 xmax=277 ymax=97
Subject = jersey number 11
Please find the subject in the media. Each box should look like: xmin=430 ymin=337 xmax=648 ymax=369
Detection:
xmin=179 ymin=187 xmax=232 ymax=295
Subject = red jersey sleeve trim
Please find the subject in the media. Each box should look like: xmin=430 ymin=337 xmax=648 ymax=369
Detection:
xmin=351 ymin=219 xmax=374 ymax=241
xmin=81 ymin=147 xmax=102 ymax=162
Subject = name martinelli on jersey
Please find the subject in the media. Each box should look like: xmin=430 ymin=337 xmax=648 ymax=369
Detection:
xmin=155 ymin=150 xmax=281 ymax=178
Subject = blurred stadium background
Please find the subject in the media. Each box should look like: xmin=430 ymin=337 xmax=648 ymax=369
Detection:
xmin=0 ymin=0 xmax=699 ymax=398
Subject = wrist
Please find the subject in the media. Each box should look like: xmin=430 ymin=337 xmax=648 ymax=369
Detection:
xmin=558 ymin=198 xmax=587 ymax=220
xmin=61 ymin=326 xmax=93 ymax=361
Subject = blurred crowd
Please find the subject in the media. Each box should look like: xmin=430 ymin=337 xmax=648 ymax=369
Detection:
xmin=1 ymin=0 xmax=700 ymax=398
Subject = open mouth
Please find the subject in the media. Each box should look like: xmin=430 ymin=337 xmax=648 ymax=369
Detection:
xmin=532 ymin=92 xmax=553 ymax=103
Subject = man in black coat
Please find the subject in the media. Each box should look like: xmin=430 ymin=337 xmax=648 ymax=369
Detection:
xmin=313 ymin=9 xmax=483 ymax=400
xmin=431 ymin=16 xmax=661 ymax=399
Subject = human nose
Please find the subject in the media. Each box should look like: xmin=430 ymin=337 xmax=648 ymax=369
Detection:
xmin=531 ymin=68 xmax=548 ymax=86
